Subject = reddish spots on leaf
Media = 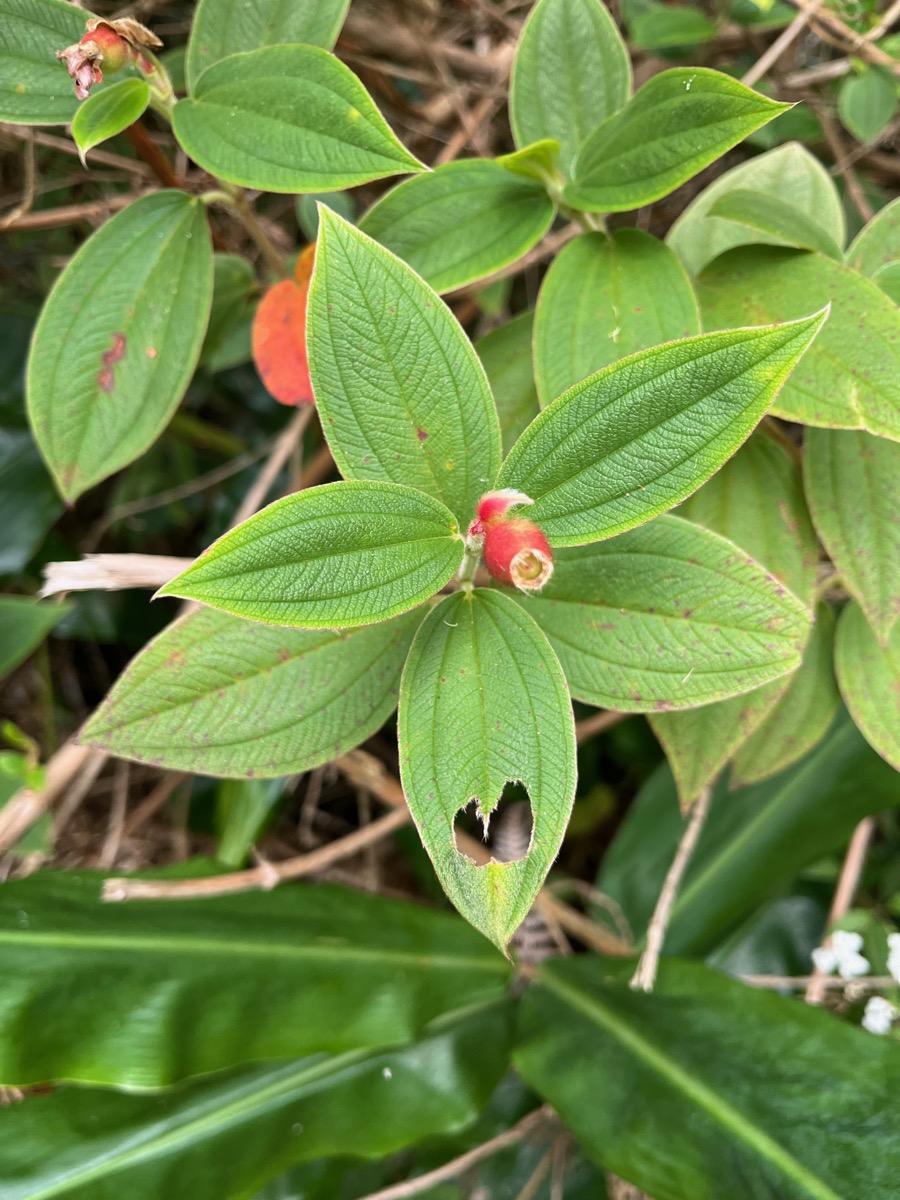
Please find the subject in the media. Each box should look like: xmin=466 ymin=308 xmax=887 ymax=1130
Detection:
xmin=416 ymin=426 xmax=429 ymax=442
xmin=145 ymin=345 xmax=158 ymax=359
xmin=252 ymin=242 xmax=317 ymax=407
xmin=98 ymin=332 xmax=126 ymax=393
xmin=97 ymin=368 xmax=115 ymax=393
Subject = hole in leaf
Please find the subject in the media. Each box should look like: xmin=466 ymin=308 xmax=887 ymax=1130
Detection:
xmin=452 ymin=782 xmax=533 ymax=863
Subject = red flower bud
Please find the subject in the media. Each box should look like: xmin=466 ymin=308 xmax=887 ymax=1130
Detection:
xmin=482 ymin=517 xmax=554 ymax=592
xmin=57 ymin=18 xmax=161 ymax=100
xmin=468 ymin=488 xmax=533 ymax=538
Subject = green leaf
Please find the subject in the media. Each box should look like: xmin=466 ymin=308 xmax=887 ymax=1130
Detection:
xmin=296 ymin=190 xmax=355 ymax=241
xmin=509 ymin=0 xmax=631 ymax=178
xmin=523 ymin=515 xmax=810 ymax=712
xmin=515 ymin=956 xmax=900 ymax=1200
xmin=0 ymin=0 xmax=88 ymax=125
xmin=872 ymin=261 xmax=900 ymax=304
xmin=26 ymin=191 xmax=214 ymax=503
xmin=496 ymin=313 xmax=826 ymax=547
xmin=533 ymin=230 xmax=700 ymax=406
xmin=475 ymin=311 xmax=539 ymax=456
xmin=698 ymin=247 xmax=900 ymax=439
xmin=629 ymin=3 xmax=718 ymax=49
xmin=173 ymin=46 xmax=423 ymax=193
xmin=200 ymin=253 xmax=256 ymax=366
xmin=679 ymin=433 xmax=819 ymax=606
xmin=598 ymin=712 xmax=900 ymax=954
xmin=358 ymin=160 xmax=555 ymax=293
xmin=398 ymin=589 xmax=576 ymax=952
xmin=216 ymin=777 xmax=285 ymax=866
xmin=158 ymin=482 xmax=463 ymax=630
xmin=838 ymin=66 xmax=898 ymax=144
xmin=0 ymin=596 xmax=69 ymax=679
xmin=495 ymin=138 xmax=562 ymax=186
xmin=708 ymin=189 xmax=843 ymax=260
xmin=0 ymin=430 xmax=63 ymax=576
xmin=0 ymin=1001 xmax=512 ymax=1199
xmin=71 ymin=78 xmax=150 ymax=164
xmin=649 ymin=682 xmax=786 ymax=808
xmin=804 ymin=428 xmax=900 ymax=643
xmin=307 ymin=211 xmax=502 ymax=527
xmin=186 ymin=0 xmax=351 ymax=91
xmin=731 ymin=604 xmax=841 ymax=786
xmin=565 ymin=69 xmax=789 ymax=214
xmin=836 ymin=602 xmax=900 ymax=772
xmin=0 ymin=871 xmax=509 ymax=1087
xmin=846 ymin=195 xmax=900 ymax=278
xmin=81 ymin=605 xmax=420 ymax=777
xmin=668 ymin=142 xmax=845 ymax=277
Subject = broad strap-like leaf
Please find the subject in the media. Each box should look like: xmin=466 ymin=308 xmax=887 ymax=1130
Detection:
xmin=668 ymin=142 xmax=845 ymax=278
xmin=0 ymin=1001 xmax=512 ymax=1200
xmin=475 ymin=311 xmax=540 ymax=456
xmin=158 ymin=481 xmax=463 ymax=629
xmin=565 ymin=69 xmax=789 ymax=214
xmin=0 ymin=0 xmax=88 ymax=125
xmin=708 ymin=190 xmax=843 ymax=260
xmin=523 ymin=516 xmax=810 ymax=712
xmin=680 ymin=433 xmax=819 ymax=607
xmin=26 ymin=191 xmax=213 ymax=503
xmin=72 ymin=79 xmax=150 ymax=164
xmin=599 ymin=713 xmax=900 ymax=955
xmin=359 ymin=159 xmax=555 ymax=293
xmin=698 ymin=246 xmax=900 ymax=440
xmin=804 ymin=428 xmax=900 ymax=643
xmin=509 ymin=0 xmax=631 ymax=179
xmin=731 ymin=604 xmax=841 ymax=787
xmin=835 ymin=601 xmax=900 ymax=773
xmin=515 ymin=956 xmax=900 ymax=1200
xmin=496 ymin=313 xmax=826 ymax=547
xmin=173 ymin=46 xmax=423 ymax=193
xmin=0 ymin=872 xmax=509 ymax=1087
xmin=80 ymin=606 xmax=421 ymax=776
xmin=307 ymin=211 xmax=502 ymax=527
xmin=185 ymin=0 xmax=350 ymax=91
xmin=398 ymin=589 xmax=576 ymax=953
xmin=533 ymin=229 xmax=700 ymax=406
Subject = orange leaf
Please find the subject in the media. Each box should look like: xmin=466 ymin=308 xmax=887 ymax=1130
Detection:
xmin=252 ymin=244 xmax=317 ymax=406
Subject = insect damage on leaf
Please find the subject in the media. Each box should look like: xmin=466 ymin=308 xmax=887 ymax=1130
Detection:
xmin=97 ymin=332 xmax=127 ymax=393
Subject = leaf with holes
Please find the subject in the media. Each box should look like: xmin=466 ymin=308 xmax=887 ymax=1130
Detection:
xmin=533 ymin=229 xmax=700 ymax=406
xmin=836 ymin=601 xmax=900 ymax=772
xmin=26 ymin=191 xmax=213 ymax=503
xmin=565 ymin=69 xmax=789 ymax=214
xmin=398 ymin=589 xmax=576 ymax=953
xmin=496 ymin=313 xmax=826 ymax=547
xmin=522 ymin=515 xmax=809 ymax=713
xmin=185 ymin=0 xmax=351 ymax=91
xmin=158 ymin=481 xmax=463 ymax=629
xmin=71 ymin=78 xmax=150 ymax=164
xmin=307 ymin=211 xmax=502 ymax=527
xmin=173 ymin=46 xmax=423 ymax=193
xmin=81 ymin=605 xmax=421 ymax=777
xmin=509 ymin=0 xmax=631 ymax=178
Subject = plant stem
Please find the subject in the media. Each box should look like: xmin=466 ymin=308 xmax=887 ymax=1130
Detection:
xmin=456 ymin=539 xmax=482 ymax=590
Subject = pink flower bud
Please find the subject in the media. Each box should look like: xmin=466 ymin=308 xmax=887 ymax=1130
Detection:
xmin=482 ymin=517 xmax=554 ymax=592
xmin=57 ymin=18 xmax=162 ymax=100
xmin=468 ymin=488 xmax=533 ymax=538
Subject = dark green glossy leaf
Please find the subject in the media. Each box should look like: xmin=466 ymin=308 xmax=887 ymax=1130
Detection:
xmin=475 ymin=311 xmax=539 ymax=456
xmin=200 ymin=254 xmax=256 ymax=366
xmin=81 ymin=605 xmax=420 ymax=777
xmin=497 ymin=313 xmax=826 ymax=546
xmin=307 ymin=211 xmax=501 ymax=527
xmin=359 ymin=160 xmax=555 ymax=293
xmin=158 ymin=482 xmax=463 ymax=630
xmin=0 ymin=871 xmax=510 ymax=1087
xmin=0 ymin=596 xmax=69 ymax=679
xmin=0 ymin=430 xmax=63 ymax=575
xmin=399 ymin=589 xmax=576 ymax=952
xmin=516 ymin=956 xmax=900 ymax=1200
xmin=26 ymin=191 xmax=214 ymax=502
xmin=565 ymin=70 xmax=789 ymax=214
xmin=509 ymin=0 xmax=631 ymax=177
xmin=71 ymin=78 xmax=150 ymax=163
xmin=598 ymin=713 xmax=900 ymax=954
xmin=0 ymin=0 xmax=88 ymax=125
xmin=835 ymin=601 xmax=900 ymax=772
xmin=533 ymin=230 xmax=699 ymax=406
xmin=173 ymin=46 xmax=423 ymax=193
xmin=524 ymin=516 xmax=810 ymax=712
xmin=0 ymin=1001 xmax=512 ymax=1199
xmin=216 ymin=777 xmax=285 ymax=867
xmin=708 ymin=189 xmax=843 ymax=260
xmin=186 ymin=0 xmax=350 ymax=91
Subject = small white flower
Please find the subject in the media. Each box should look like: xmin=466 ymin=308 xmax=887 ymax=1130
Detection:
xmin=812 ymin=946 xmax=837 ymax=974
xmin=831 ymin=930 xmax=864 ymax=956
xmin=837 ymin=951 xmax=871 ymax=980
xmin=862 ymin=996 xmax=895 ymax=1036
xmin=887 ymin=932 xmax=900 ymax=985
xmin=812 ymin=930 xmax=871 ymax=979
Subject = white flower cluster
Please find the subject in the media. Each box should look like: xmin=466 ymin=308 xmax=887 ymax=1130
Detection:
xmin=888 ymin=932 xmax=900 ymax=985
xmin=811 ymin=930 xmax=870 ymax=980
xmin=862 ymin=997 xmax=896 ymax=1036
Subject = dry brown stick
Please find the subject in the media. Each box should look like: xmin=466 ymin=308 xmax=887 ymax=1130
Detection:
xmin=0 ymin=124 xmax=153 ymax=174
xmin=575 ymin=709 xmax=628 ymax=744
xmin=0 ymin=193 xmax=136 ymax=232
xmin=51 ymin=752 xmax=108 ymax=838
xmin=123 ymin=772 xmax=189 ymax=837
xmin=805 ymin=815 xmax=876 ymax=1005
xmin=97 ymin=761 xmax=129 ymax=869
xmin=816 ymin=103 xmax=875 ymax=223
xmin=336 ymin=748 xmax=634 ymax=958
xmin=435 ymin=91 xmax=501 ymax=165
xmin=631 ymin=785 xmax=712 ymax=992
xmin=103 ymin=806 xmax=411 ymax=900
xmin=0 ymin=128 xmax=35 ymax=231
xmin=866 ymin=0 xmax=900 ymax=42
xmin=357 ymin=1107 xmax=554 ymax=1200
xmin=514 ymin=1146 xmax=556 ymax=1200
xmin=0 ymin=743 xmax=105 ymax=855
xmin=794 ymin=0 xmax=900 ymax=71
xmin=741 ymin=0 xmax=821 ymax=88
xmin=447 ymin=223 xmax=581 ymax=300
xmin=746 ymin=973 xmax=896 ymax=990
